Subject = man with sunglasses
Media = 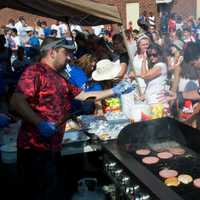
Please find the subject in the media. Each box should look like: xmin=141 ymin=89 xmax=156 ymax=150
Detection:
xmin=10 ymin=37 xmax=134 ymax=200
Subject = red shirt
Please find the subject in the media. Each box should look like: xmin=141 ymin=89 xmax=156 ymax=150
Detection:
xmin=16 ymin=63 xmax=82 ymax=151
xmin=168 ymin=19 xmax=176 ymax=32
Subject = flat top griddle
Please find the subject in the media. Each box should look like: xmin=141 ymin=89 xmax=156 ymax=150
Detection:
xmin=128 ymin=144 xmax=200 ymax=200
xmin=103 ymin=117 xmax=200 ymax=200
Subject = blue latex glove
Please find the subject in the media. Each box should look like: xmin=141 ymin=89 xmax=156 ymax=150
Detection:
xmin=112 ymin=80 xmax=135 ymax=96
xmin=37 ymin=121 xmax=56 ymax=138
xmin=0 ymin=114 xmax=11 ymax=128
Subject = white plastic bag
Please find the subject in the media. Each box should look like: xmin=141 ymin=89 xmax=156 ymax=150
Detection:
xmin=120 ymin=90 xmax=135 ymax=119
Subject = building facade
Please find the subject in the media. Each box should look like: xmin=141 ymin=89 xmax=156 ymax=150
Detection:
xmin=0 ymin=0 xmax=199 ymax=28
xmin=0 ymin=8 xmax=55 ymax=27
xmin=94 ymin=0 xmax=198 ymax=28
xmin=94 ymin=0 xmax=199 ymax=29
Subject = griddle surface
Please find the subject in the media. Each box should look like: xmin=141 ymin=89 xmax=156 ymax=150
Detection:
xmin=129 ymin=145 xmax=200 ymax=200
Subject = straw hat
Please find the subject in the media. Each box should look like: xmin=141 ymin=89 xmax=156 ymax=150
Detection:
xmin=92 ymin=59 xmax=120 ymax=81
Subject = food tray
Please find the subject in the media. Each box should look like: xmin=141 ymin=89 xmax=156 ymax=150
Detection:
xmin=62 ymin=130 xmax=89 ymax=144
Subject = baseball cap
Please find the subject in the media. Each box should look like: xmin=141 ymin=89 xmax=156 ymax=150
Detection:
xmin=25 ymin=26 xmax=34 ymax=32
xmin=40 ymin=38 xmax=76 ymax=52
xmin=171 ymin=40 xmax=184 ymax=51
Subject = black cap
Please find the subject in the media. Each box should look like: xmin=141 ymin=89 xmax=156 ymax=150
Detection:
xmin=40 ymin=38 xmax=76 ymax=52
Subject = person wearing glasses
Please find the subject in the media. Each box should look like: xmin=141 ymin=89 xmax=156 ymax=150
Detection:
xmin=139 ymin=43 xmax=168 ymax=109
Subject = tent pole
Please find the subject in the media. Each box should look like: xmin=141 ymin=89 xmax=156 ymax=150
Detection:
xmin=66 ymin=21 xmax=75 ymax=44
xmin=119 ymin=25 xmax=142 ymax=97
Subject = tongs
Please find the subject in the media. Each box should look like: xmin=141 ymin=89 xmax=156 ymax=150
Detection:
xmin=55 ymin=96 xmax=96 ymax=129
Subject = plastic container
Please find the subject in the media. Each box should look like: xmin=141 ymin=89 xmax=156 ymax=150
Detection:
xmin=0 ymin=121 xmax=21 ymax=146
xmin=130 ymin=103 xmax=151 ymax=122
xmin=0 ymin=143 xmax=17 ymax=164
xmin=72 ymin=178 xmax=106 ymax=200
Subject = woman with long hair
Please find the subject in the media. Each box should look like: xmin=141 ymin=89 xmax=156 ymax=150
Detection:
xmin=124 ymin=29 xmax=137 ymax=60
xmin=65 ymin=54 xmax=102 ymax=114
xmin=130 ymin=34 xmax=150 ymax=95
xmin=139 ymin=43 xmax=168 ymax=109
xmin=167 ymin=43 xmax=183 ymax=93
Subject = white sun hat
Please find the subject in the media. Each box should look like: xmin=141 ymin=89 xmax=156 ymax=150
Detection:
xmin=92 ymin=59 xmax=121 ymax=81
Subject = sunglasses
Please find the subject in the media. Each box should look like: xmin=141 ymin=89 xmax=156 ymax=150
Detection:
xmin=148 ymin=53 xmax=158 ymax=57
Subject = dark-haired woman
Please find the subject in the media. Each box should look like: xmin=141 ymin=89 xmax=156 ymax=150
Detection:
xmin=112 ymin=33 xmax=129 ymax=79
xmin=65 ymin=54 xmax=102 ymax=115
xmin=167 ymin=44 xmax=183 ymax=93
xmin=131 ymin=35 xmax=150 ymax=95
xmin=140 ymin=43 xmax=168 ymax=109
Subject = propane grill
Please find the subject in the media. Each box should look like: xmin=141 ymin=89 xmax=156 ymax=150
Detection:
xmin=102 ymin=117 xmax=200 ymax=200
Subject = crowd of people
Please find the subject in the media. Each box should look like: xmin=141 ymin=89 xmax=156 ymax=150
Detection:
xmin=126 ymin=11 xmax=200 ymax=121
xmin=0 ymin=11 xmax=200 ymax=199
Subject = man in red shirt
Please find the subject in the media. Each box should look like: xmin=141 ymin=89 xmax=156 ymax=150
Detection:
xmin=168 ymin=13 xmax=176 ymax=33
xmin=10 ymin=37 xmax=133 ymax=200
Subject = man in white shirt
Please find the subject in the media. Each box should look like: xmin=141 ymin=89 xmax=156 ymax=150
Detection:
xmin=92 ymin=25 xmax=104 ymax=36
xmin=148 ymin=12 xmax=156 ymax=26
xmin=15 ymin=16 xmax=26 ymax=36
xmin=58 ymin=22 xmax=68 ymax=38
xmin=70 ymin=24 xmax=82 ymax=32
xmin=11 ymin=28 xmax=21 ymax=50
xmin=51 ymin=21 xmax=61 ymax=38
xmin=6 ymin=18 xmax=15 ymax=29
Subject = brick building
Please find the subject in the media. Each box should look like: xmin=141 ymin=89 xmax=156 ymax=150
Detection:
xmin=0 ymin=8 xmax=56 ymax=27
xmin=0 ymin=0 xmax=199 ymax=29
xmin=94 ymin=0 xmax=199 ymax=29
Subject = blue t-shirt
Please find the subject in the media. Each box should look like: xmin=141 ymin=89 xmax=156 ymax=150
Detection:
xmin=44 ymin=27 xmax=51 ymax=37
xmin=28 ymin=36 xmax=40 ymax=48
xmin=65 ymin=64 xmax=102 ymax=114
xmin=65 ymin=64 xmax=102 ymax=91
